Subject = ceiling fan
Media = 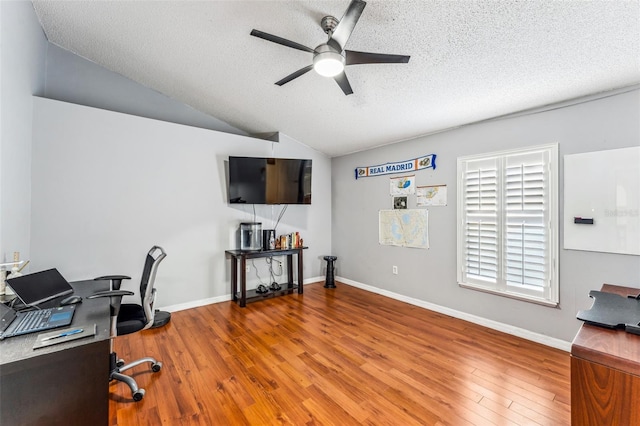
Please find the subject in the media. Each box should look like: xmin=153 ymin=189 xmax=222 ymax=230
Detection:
xmin=250 ymin=0 xmax=410 ymax=95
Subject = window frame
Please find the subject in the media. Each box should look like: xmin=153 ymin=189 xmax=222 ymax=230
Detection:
xmin=456 ymin=143 xmax=559 ymax=307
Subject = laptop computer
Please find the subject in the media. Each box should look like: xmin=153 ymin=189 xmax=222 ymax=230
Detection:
xmin=0 ymin=302 xmax=76 ymax=340
xmin=7 ymin=268 xmax=73 ymax=307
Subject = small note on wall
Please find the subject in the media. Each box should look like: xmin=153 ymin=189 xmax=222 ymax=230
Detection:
xmin=416 ymin=185 xmax=447 ymax=206
xmin=389 ymin=175 xmax=415 ymax=196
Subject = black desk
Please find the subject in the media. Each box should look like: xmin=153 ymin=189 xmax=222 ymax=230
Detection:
xmin=226 ymin=247 xmax=307 ymax=307
xmin=0 ymin=280 xmax=111 ymax=426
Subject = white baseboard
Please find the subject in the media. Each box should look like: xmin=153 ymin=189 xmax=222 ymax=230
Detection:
xmin=336 ymin=276 xmax=572 ymax=352
xmin=158 ymin=277 xmax=323 ymax=313
xmin=304 ymin=275 xmax=324 ymax=285
xmin=159 ymin=295 xmax=231 ymax=313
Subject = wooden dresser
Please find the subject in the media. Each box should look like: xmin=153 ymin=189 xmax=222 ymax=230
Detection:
xmin=571 ymin=284 xmax=640 ymax=425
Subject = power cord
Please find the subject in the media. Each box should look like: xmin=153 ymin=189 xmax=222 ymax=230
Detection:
xmin=249 ymin=258 xmax=284 ymax=293
xmin=266 ymin=257 xmax=283 ymax=286
xmin=249 ymin=260 xmax=267 ymax=286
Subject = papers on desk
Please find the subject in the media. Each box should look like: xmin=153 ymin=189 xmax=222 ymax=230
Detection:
xmin=33 ymin=323 xmax=96 ymax=349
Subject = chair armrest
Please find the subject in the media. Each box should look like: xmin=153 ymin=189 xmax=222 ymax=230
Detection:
xmin=88 ymin=289 xmax=134 ymax=318
xmin=94 ymin=275 xmax=131 ymax=290
xmin=87 ymin=290 xmax=134 ymax=299
xmin=94 ymin=275 xmax=131 ymax=281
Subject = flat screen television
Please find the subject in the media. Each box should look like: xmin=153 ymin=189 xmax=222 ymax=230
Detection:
xmin=228 ymin=156 xmax=312 ymax=205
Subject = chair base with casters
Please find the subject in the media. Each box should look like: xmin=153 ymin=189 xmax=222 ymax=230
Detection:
xmin=109 ymin=352 xmax=161 ymax=401
xmin=90 ymin=245 xmax=167 ymax=402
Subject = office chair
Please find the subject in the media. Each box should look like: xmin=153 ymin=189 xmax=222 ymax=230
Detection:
xmin=88 ymin=245 xmax=167 ymax=401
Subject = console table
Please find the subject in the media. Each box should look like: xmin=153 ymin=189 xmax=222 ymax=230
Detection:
xmin=571 ymin=283 xmax=640 ymax=425
xmin=225 ymin=247 xmax=306 ymax=307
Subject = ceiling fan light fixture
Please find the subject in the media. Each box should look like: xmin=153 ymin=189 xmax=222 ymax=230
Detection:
xmin=313 ymin=48 xmax=345 ymax=77
xmin=250 ymin=0 xmax=410 ymax=95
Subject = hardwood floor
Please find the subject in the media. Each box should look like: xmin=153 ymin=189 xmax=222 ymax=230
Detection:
xmin=109 ymin=282 xmax=570 ymax=425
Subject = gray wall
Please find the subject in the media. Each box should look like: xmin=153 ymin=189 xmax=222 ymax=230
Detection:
xmin=0 ymin=1 xmax=47 ymax=264
xmin=331 ymin=89 xmax=640 ymax=344
xmin=30 ymin=97 xmax=332 ymax=308
xmin=43 ymin=43 xmax=248 ymax=137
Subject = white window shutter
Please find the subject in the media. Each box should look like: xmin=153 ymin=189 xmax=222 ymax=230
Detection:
xmin=504 ymin=151 xmax=549 ymax=293
xmin=462 ymin=158 xmax=499 ymax=284
xmin=457 ymin=144 xmax=558 ymax=306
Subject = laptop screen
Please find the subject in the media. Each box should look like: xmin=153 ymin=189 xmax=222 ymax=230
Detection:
xmin=7 ymin=268 xmax=73 ymax=306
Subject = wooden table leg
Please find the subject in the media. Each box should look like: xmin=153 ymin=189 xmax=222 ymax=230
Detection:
xmin=231 ymin=256 xmax=238 ymax=302
xmin=298 ymin=248 xmax=304 ymax=294
xmin=240 ymin=256 xmax=247 ymax=307
xmin=287 ymin=254 xmax=293 ymax=290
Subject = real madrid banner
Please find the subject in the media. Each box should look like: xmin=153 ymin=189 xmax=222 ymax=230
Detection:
xmin=355 ymin=154 xmax=436 ymax=179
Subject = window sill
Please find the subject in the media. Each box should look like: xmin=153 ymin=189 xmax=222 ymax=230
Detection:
xmin=459 ymin=282 xmax=559 ymax=308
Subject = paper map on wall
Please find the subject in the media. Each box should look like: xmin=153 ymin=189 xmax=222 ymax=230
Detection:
xmin=416 ymin=185 xmax=447 ymax=206
xmin=379 ymin=209 xmax=429 ymax=249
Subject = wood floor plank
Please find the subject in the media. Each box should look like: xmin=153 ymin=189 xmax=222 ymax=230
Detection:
xmin=110 ymin=282 xmax=571 ymax=425
xmin=508 ymin=400 xmax=560 ymax=426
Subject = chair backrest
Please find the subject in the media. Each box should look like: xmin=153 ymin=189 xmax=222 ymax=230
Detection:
xmin=139 ymin=246 xmax=167 ymax=330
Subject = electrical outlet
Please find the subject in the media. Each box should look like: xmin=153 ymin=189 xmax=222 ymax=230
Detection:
xmin=392 ymin=265 xmax=398 ymax=275
xmin=246 ymin=265 xmax=251 ymax=273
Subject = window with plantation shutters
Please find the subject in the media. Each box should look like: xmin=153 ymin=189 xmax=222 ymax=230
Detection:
xmin=457 ymin=144 xmax=559 ymax=306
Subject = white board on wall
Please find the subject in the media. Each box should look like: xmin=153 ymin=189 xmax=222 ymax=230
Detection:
xmin=564 ymin=146 xmax=640 ymax=255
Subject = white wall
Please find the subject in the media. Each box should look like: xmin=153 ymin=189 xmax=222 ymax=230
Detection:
xmin=331 ymin=89 xmax=640 ymax=344
xmin=0 ymin=0 xmax=47 ymax=264
xmin=31 ymin=97 xmax=332 ymax=308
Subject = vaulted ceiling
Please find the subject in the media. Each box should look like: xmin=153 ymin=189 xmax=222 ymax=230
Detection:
xmin=32 ymin=0 xmax=640 ymax=157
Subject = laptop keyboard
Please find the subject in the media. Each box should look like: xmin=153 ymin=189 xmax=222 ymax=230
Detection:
xmin=12 ymin=309 xmax=51 ymax=333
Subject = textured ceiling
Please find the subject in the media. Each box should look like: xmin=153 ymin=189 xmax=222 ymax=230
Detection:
xmin=32 ymin=0 xmax=640 ymax=157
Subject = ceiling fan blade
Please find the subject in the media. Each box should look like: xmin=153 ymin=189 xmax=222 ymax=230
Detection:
xmin=333 ymin=71 xmax=354 ymax=95
xmin=250 ymin=29 xmax=315 ymax=53
xmin=275 ymin=65 xmax=314 ymax=86
xmin=345 ymin=50 xmax=411 ymax=65
xmin=328 ymin=0 xmax=366 ymax=51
